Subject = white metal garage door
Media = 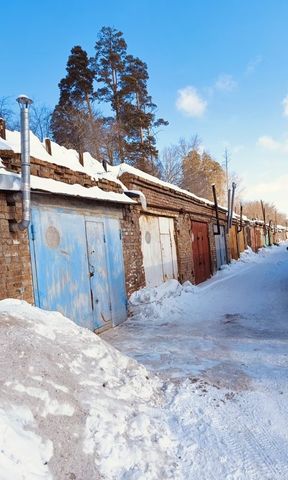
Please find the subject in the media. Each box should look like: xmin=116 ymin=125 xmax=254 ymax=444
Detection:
xmin=139 ymin=215 xmax=178 ymax=287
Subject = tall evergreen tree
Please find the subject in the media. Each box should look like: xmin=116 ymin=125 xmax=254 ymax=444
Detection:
xmin=121 ymin=54 xmax=168 ymax=172
xmin=59 ymin=45 xmax=95 ymax=115
xmin=92 ymin=26 xmax=168 ymax=171
xmin=92 ymin=27 xmax=127 ymax=162
xmin=51 ymin=46 xmax=97 ymax=154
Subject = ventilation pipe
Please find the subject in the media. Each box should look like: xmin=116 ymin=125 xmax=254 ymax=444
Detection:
xmin=260 ymin=199 xmax=266 ymax=236
xmin=212 ymin=184 xmax=220 ymax=235
xmin=125 ymin=190 xmax=147 ymax=210
xmin=13 ymin=95 xmax=33 ymax=231
xmin=268 ymin=219 xmax=273 ymax=246
xmin=227 ymin=188 xmax=231 ymax=232
xmin=237 ymin=204 xmax=243 ymax=233
xmin=229 ymin=182 xmax=236 ymax=229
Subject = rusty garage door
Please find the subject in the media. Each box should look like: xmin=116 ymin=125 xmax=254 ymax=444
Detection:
xmin=237 ymin=228 xmax=245 ymax=253
xmin=191 ymin=221 xmax=211 ymax=284
xmin=139 ymin=215 xmax=178 ymax=287
xmin=229 ymin=225 xmax=239 ymax=260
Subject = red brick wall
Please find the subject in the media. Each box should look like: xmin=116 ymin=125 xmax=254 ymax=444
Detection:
xmin=174 ymin=213 xmax=194 ymax=283
xmin=121 ymin=205 xmax=145 ymax=296
xmin=208 ymin=222 xmax=217 ymax=274
xmin=0 ymin=156 xmax=230 ymax=303
xmin=0 ymin=152 xmax=125 ymax=303
xmin=1 ymin=153 xmax=122 ymax=193
xmin=119 ymin=173 xmax=225 ymax=285
xmin=0 ymin=192 xmax=34 ymax=302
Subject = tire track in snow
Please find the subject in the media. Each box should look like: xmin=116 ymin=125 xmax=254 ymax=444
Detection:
xmin=208 ymin=398 xmax=288 ymax=480
xmin=170 ymin=383 xmax=288 ymax=480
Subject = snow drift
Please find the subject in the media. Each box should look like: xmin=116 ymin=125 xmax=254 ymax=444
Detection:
xmin=0 ymin=300 xmax=179 ymax=480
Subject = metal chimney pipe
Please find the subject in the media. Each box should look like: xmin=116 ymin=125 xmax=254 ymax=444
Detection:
xmin=227 ymin=188 xmax=231 ymax=232
xmin=212 ymin=184 xmax=220 ymax=235
xmin=17 ymin=95 xmax=33 ymax=231
xmin=229 ymin=182 xmax=236 ymax=229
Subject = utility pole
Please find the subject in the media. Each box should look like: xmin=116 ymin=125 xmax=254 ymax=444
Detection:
xmin=224 ymin=148 xmax=230 ymax=197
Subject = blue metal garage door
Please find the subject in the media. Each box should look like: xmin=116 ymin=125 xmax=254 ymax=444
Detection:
xmin=30 ymin=206 xmax=127 ymax=331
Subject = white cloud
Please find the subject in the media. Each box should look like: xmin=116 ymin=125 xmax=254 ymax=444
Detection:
xmin=257 ymin=135 xmax=288 ymax=153
xmin=252 ymin=175 xmax=288 ymax=194
xmin=176 ymin=86 xmax=207 ymax=117
xmin=283 ymin=95 xmax=288 ymax=116
xmin=244 ymin=175 xmax=288 ymax=214
xmin=215 ymin=74 xmax=237 ymax=92
xmin=245 ymin=55 xmax=263 ymax=76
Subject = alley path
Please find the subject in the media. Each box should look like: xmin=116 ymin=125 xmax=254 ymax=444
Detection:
xmin=102 ymin=244 xmax=288 ymax=388
xmin=102 ymin=244 xmax=288 ymax=479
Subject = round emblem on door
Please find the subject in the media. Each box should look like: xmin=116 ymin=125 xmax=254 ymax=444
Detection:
xmin=45 ymin=226 xmax=60 ymax=248
xmin=145 ymin=231 xmax=151 ymax=244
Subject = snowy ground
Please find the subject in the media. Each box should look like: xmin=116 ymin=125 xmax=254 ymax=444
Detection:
xmin=102 ymin=243 xmax=288 ymax=479
xmin=0 ymin=243 xmax=288 ymax=479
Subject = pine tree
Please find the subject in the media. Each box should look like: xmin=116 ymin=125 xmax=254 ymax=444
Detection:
xmin=121 ymin=54 xmax=168 ymax=172
xmin=92 ymin=26 xmax=168 ymax=171
xmin=59 ymin=45 xmax=95 ymax=115
xmin=92 ymin=27 xmax=127 ymax=162
xmin=51 ymin=45 xmax=97 ymax=155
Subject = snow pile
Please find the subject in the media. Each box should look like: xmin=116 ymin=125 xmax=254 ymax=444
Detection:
xmin=129 ymin=246 xmax=274 ymax=311
xmin=0 ymin=300 xmax=179 ymax=480
xmin=130 ymin=279 xmax=197 ymax=306
xmin=238 ymin=245 xmax=277 ymax=263
xmin=130 ymin=279 xmax=181 ymax=305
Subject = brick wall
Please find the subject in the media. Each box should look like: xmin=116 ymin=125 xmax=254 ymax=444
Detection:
xmin=119 ymin=172 xmax=227 ymax=285
xmin=121 ymin=205 xmax=145 ymax=296
xmin=1 ymin=153 xmax=122 ymax=193
xmin=0 ymin=152 xmax=229 ymax=303
xmin=174 ymin=213 xmax=194 ymax=283
xmin=208 ymin=222 xmax=217 ymax=275
xmin=0 ymin=151 xmax=126 ymax=303
xmin=0 ymin=192 xmax=34 ymax=302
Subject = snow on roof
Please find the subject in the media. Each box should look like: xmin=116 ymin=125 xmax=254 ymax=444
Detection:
xmin=0 ymin=137 xmax=13 ymax=151
xmin=1 ymin=130 xmax=124 ymax=188
xmin=110 ymin=163 xmax=216 ymax=208
xmin=5 ymin=130 xmax=52 ymax=162
xmin=0 ymin=168 xmax=135 ymax=204
xmin=30 ymin=176 xmax=135 ymax=204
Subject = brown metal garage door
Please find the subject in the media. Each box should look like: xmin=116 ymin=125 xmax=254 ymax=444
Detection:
xmin=191 ymin=221 xmax=211 ymax=284
xmin=229 ymin=225 xmax=239 ymax=260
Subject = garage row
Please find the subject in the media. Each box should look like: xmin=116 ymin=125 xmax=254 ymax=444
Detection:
xmin=0 ymin=131 xmax=287 ymax=333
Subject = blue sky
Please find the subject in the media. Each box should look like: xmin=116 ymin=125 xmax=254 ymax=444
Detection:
xmin=2 ymin=0 xmax=288 ymax=214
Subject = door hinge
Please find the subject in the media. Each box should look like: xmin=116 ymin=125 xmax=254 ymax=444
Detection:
xmin=103 ymin=234 xmax=106 ymax=243
xmin=109 ymin=301 xmax=112 ymax=311
xmin=119 ymin=229 xmax=122 ymax=240
xmin=30 ymin=224 xmax=35 ymax=241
